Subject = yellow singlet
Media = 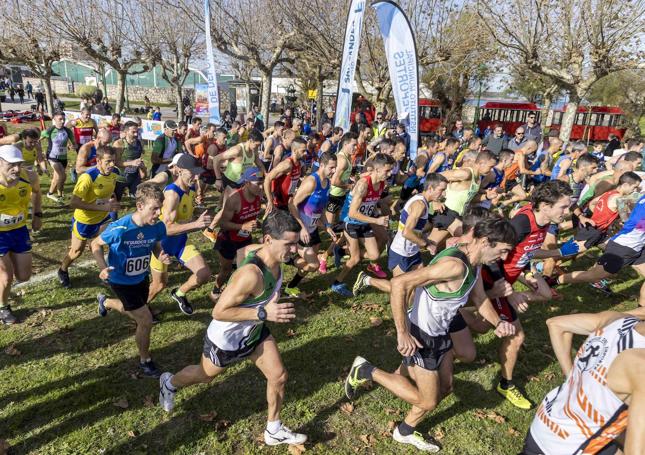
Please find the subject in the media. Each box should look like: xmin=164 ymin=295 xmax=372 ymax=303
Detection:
xmin=0 ymin=170 xmax=32 ymax=232
xmin=72 ymin=167 xmax=118 ymax=224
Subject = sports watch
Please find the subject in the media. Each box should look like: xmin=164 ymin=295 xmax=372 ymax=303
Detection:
xmin=257 ymin=305 xmax=267 ymax=321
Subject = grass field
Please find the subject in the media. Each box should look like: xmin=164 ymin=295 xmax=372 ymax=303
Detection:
xmin=0 ymin=121 xmax=643 ymax=454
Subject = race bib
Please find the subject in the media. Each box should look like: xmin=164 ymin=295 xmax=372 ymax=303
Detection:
xmin=308 ymin=213 xmax=321 ymax=228
xmin=125 ymin=255 xmax=150 ymax=276
xmin=289 ymin=178 xmax=298 ymax=195
xmin=0 ymin=212 xmax=25 ymax=227
xmin=237 ymin=229 xmax=251 ymax=238
xmin=358 ymin=203 xmax=376 ymax=217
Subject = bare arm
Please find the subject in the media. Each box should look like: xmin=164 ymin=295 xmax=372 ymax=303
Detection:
xmin=213 ymin=147 xmax=241 ymax=180
xmin=440 ymin=167 xmax=471 ymax=183
xmin=288 ymin=175 xmax=316 ymax=231
xmin=161 ymin=190 xmax=208 ymax=235
xmin=427 ymin=154 xmax=445 ymax=173
xmin=218 ymin=193 xmax=244 ymax=231
xmin=330 ymin=154 xmax=350 ymax=188
xmin=213 ymin=265 xmax=265 ymax=321
xmin=556 ymin=158 xmax=572 ymax=181
xmin=470 ymin=274 xmax=515 ymax=336
xmin=91 ymin=236 xmax=109 ymax=272
xmin=263 ymin=160 xmax=292 ymax=208
xmin=347 ymin=178 xmax=381 ymax=224
xmin=0 ymin=133 xmax=20 ymax=145
xmin=75 ymin=144 xmax=91 ymax=174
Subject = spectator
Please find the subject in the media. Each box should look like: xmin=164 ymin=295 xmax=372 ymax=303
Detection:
xmin=521 ymin=111 xmax=542 ymax=142
xmin=481 ymin=124 xmax=508 ymax=155
xmin=35 ymin=90 xmax=45 ymax=112
xmin=604 ymin=133 xmax=621 ymax=157
xmin=183 ymin=103 xmax=193 ymax=124
xmin=396 ymin=123 xmax=410 ymax=153
xmin=25 ymin=81 xmax=33 ymax=99
xmin=8 ymin=85 xmax=15 ymax=102
xmin=17 ymin=85 xmax=25 ymax=104
xmin=507 ymin=126 xmax=527 ymax=152
xmin=152 ymin=106 xmax=162 ymax=121
xmin=452 ymin=119 xmax=465 ymax=140
xmin=52 ymin=93 xmax=64 ymax=111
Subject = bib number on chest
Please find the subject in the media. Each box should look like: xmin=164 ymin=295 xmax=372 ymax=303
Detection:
xmin=125 ymin=256 xmax=150 ymax=276
xmin=358 ymin=203 xmax=376 ymax=217
xmin=0 ymin=212 xmax=25 ymax=226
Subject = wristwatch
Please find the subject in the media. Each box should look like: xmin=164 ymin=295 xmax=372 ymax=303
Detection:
xmin=257 ymin=305 xmax=267 ymax=321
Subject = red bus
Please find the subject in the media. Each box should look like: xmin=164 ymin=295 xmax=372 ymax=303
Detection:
xmin=477 ymin=101 xmax=627 ymax=141
xmin=419 ymin=98 xmax=442 ymax=135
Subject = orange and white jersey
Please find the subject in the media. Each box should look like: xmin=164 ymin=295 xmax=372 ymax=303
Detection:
xmin=530 ymin=317 xmax=645 ymax=454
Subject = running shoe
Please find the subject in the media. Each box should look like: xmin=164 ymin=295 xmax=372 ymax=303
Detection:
xmin=333 ymin=245 xmax=343 ymax=269
xmin=496 ymin=383 xmax=532 ymax=410
xmin=331 ymin=282 xmax=353 ymax=297
xmin=284 ymin=287 xmax=301 ymax=297
xmin=58 ymin=268 xmax=71 ymax=288
xmin=171 ymin=288 xmax=194 ymax=315
xmin=392 ymin=428 xmax=441 ymax=452
xmin=159 ymin=372 xmax=176 ymax=412
xmin=97 ymin=293 xmax=108 ymax=317
xmin=590 ymin=279 xmax=612 ymax=295
xmin=140 ymin=359 xmax=162 ymax=378
xmin=318 ymin=257 xmax=328 ymax=274
xmin=264 ymin=424 xmax=307 ymax=446
xmin=344 ymin=356 xmax=373 ymax=400
xmin=46 ymin=192 xmax=59 ymax=203
xmin=352 ymin=271 xmax=370 ymax=296
xmin=194 ymin=202 xmax=206 ymax=210
xmin=367 ymin=263 xmax=387 ymax=279
xmin=209 ymin=286 xmax=223 ymax=303
xmin=202 ymin=228 xmax=217 ymax=243
xmin=0 ymin=306 xmax=17 ymax=325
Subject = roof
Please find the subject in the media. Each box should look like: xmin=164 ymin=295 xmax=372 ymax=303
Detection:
xmin=553 ymin=105 xmax=625 ymax=114
xmin=481 ymin=101 xmax=539 ymax=110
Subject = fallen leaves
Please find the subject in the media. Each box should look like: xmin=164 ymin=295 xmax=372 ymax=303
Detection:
xmin=214 ymin=419 xmax=231 ymax=431
xmin=433 ymin=427 xmax=446 ymax=441
xmin=287 ymin=444 xmax=306 ymax=454
xmin=508 ymin=427 xmax=521 ymax=437
xmin=127 ymin=430 xmax=138 ymax=438
xmin=359 ymin=434 xmax=376 ymax=446
xmin=143 ymin=395 xmax=155 ymax=408
xmin=387 ymin=420 xmax=397 ymax=431
xmin=369 ymin=316 xmax=383 ymax=327
xmin=113 ymin=397 xmax=129 ymax=409
xmin=286 ymin=329 xmax=297 ymax=338
xmin=3 ymin=344 xmax=21 ymax=356
xmin=473 ymin=409 xmax=505 ymax=424
xmin=340 ymin=402 xmax=354 ymax=415
xmin=198 ymin=411 xmax=218 ymax=422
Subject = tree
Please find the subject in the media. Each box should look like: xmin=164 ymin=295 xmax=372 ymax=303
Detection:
xmin=587 ymin=70 xmax=645 ymax=135
xmin=478 ymin=0 xmax=645 ymax=141
xmin=45 ymin=0 xmax=150 ymax=113
xmin=179 ymin=0 xmax=297 ymax=125
xmin=0 ymin=0 xmax=62 ymax=114
xmin=137 ymin=1 xmax=203 ymax=121
xmin=506 ymin=67 xmax=562 ymax=126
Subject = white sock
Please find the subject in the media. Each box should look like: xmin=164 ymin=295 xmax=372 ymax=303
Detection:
xmin=365 ymin=276 xmax=371 ymax=285
xmin=165 ymin=375 xmax=176 ymax=391
xmin=266 ymin=420 xmax=282 ymax=433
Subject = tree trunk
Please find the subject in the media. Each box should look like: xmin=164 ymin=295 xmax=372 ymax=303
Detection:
xmin=316 ymin=70 xmax=324 ymax=128
xmin=175 ymin=84 xmax=183 ymax=121
xmin=259 ymin=69 xmax=273 ymax=128
xmin=559 ymin=92 xmax=580 ymax=142
xmin=42 ymin=76 xmax=54 ymax=115
xmin=541 ymin=97 xmax=552 ymax=128
xmin=115 ymin=70 xmax=127 ymax=114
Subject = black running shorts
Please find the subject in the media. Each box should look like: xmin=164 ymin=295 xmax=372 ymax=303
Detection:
xmin=430 ymin=208 xmax=461 ymax=230
xmin=344 ymin=222 xmax=375 ymax=239
xmin=202 ymin=324 xmax=271 ymax=368
xmin=598 ymin=240 xmax=645 ymax=274
xmin=326 ymin=194 xmax=346 ymax=214
xmin=110 ymin=277 xmax=150 ymax=312
xmin=402 ymin=323 xmax=453 ymax=371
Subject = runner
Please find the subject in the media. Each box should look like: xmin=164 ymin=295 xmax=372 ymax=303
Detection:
xmin=400 ymin=138 xmax=437 ymax=203
xmin=480 ymin=148 xmax=514 ymax=210
xmin=151 ymin=120 xmax=180 ymax=176
xmin=211 ymin=167 xmax=263 ymax=300
xmin=91 ymin=183 xmax=169 ymax=377
xmin=184 ymin=123 xmax=223 ymax=208
xmin=331 ymin=153 xmax=393 ymax=297
xmin=112 ymin=121 xmax=146 ymax=199
xmin=318 ymin=133 xmax=358 ymax=273
xmin=319 ymin=126 xmax=343 ymax=155
xmin=286 ymin=151 xmax=337 ymax=296
xmin=551 ymin=141 xmax=587 ymax=182
xmin=264 ymin=136 xmax=306 ymax=213
xmin=158 ymin=210 xmax=307 ymax=447
xmin=427 ymin=138 xmax=459 ymax=173
xmin=0 ymin=145 xmax=42 ymax=324
xmin=522 ymin=310 xmax=645 ymax=454
xmin=58 ymin=146 xmax=120 ymax=288
xmin=41 ymin=112 xmax=76 ymax=203
xmin=344 ymin=218 xmax=517 ymax=451
xmin=271 ymin=129 xmax=297 ymax=169
xmin=66 ymin=107 xmax=98 ymax=151
xmin=106 ymin=113 xmax=122 ymax=142
xmin=0 ymin=128 xmax=48 ymax=177
xmin=76 ymin=129 xmax=112 ymax=175
xmin=148 ymin=154 xmax=212 ymax=315
xmin=260 ymin=121 xmax=285 ymax=170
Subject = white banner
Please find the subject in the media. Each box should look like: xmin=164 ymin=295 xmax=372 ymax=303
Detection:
xmin=204 ymin=0 xmax=221 ymax=124
xmin=63 ymin=110 xmax=163 ymax=141
xmin=334 ymin=0 xmax=366 ymax=132
xmin=372 ymin=0 xmax=419 ymax=159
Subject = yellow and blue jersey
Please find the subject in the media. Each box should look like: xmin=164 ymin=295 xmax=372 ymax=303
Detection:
xmin=0 ymin=169 xmax=31 ymax=232
xmin=72 ymin=167 xmax=118 ymax=225
xmin=101 ymin=214 xmax=166 ymax=285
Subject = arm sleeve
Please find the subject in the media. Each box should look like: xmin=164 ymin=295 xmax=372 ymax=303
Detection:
xmin=510 ymin=213 xmax=532 ymax=242
xmin=100 ymin=222 xmax=121 ymax=244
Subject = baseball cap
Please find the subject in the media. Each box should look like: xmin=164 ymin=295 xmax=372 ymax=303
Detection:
xmin=241 ymin=166 xmax=261 ymax=183
xmin=0 ymin=145 xmax=24 ymax=163
xmin=164 ymin=120 xmax=178 ymax=130
xmin=169 ymin=153 xmax=203 ymax=174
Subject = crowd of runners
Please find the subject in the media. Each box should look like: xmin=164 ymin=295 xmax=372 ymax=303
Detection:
xmin=0 ymin=110 xmax=644 ymax=454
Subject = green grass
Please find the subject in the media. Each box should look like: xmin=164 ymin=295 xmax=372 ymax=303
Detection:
xmin=1 ymin=124 xmax=643 ymax=453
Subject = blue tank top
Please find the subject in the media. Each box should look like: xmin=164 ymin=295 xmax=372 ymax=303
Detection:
xmin=550 ymin=155 xmax=572 ymax=181
xmin=432 ymin=152 xmax=452 ymax=173
xmin=485 ymin=167 xmax=504 ymax=189
xmin=298 ymin=173 xmax=330 ymax=233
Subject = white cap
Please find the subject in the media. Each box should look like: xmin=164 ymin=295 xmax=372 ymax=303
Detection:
xmin=0 ymin=145 xmax=24 ymax=163
xmin=169 ymin=153 xmax=182 ymax=167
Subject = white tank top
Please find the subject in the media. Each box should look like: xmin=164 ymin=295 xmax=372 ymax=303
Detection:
xmin=390 ymin=194 xmax=430 ymax=257
xmin=408 ymin=248 xmax=479 ymax=336
xmin=530 ymin=317 xmax=645 ymax=454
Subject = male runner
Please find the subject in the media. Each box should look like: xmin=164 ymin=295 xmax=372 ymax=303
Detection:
xmin=66 ymin=107 xmax=98 ymax=149
xmin=92 ymin=183 xmax=169 ymax=377
xmin=260 ymin=121 xmax=284 ymax=170
xmin=41 ymin=112 xmax=76 ymax=203
xmin=522 ymin=310 xmax=645 ymax=454
xmin=211 ymin=167 xmax=263 ymax=300
xmin=319 ymin=126 xmax=343 ymax=155
xmin=427 ymin=138 xmax=459 ymax=173
xmin=270 ymin=128 xmax=297 ymax=169
xmin=264 ymin=136 xmax=306 ymax=213
xmin=151 ymin=120 xmax=179 ymax=176
xmin=551 ymin=141 xmax=587 ymax=181
xmin=113 ymin=121 xmax=146 ymax=199
xmin=58 ymin=146 xmax=120 ymax=288
xmin=286 ymin=151 xmax=337 ymax=296
xmin=148 ymin=154 xmax=212 ymax=315
xmin=75 ymin=129 xmax=112 ymax=176
xmin=331 ymin=153 xmax=393 ymax=297
xmin=0 ymin=145 xmax=42 ymax=324
xmin=0 ymin=129 xmax=48 ymax=177
xmin=159 ymin=210 xmax=307 ymax=447
xmin=345 ymin=218 xmax=517 ymax=451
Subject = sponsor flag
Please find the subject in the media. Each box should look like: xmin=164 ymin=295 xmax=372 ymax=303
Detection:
xmin=204 ymin=0 xmax=221 ymax=124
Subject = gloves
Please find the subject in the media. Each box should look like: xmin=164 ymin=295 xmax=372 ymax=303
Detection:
xmin=558 ymin=238 xmax=580 ymax=257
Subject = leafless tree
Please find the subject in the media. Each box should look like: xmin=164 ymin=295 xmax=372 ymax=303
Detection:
xmin=44 ymin=0 xmax=151 ymax=113
xmin=478 ymin=0 xmax=645 ymax=141
xmin=136 ymin=0 xmax=203 ymax=120
xmin=0 ymin=0 xmax=62 ymax=114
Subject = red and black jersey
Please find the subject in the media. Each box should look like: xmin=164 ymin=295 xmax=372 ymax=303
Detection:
xmin=272 ymin=157 xmax=301 ymax=209
xmin=218 ymin=189 xmax=261 ymax=243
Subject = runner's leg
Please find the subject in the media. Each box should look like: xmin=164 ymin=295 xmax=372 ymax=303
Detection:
xmin=251 ymin=336 xmax=287 ymax=422
xmin=61 ymin=235 xmax=87 ymax=272
xmin=179 ymin=254 xmax=211 ymax=295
